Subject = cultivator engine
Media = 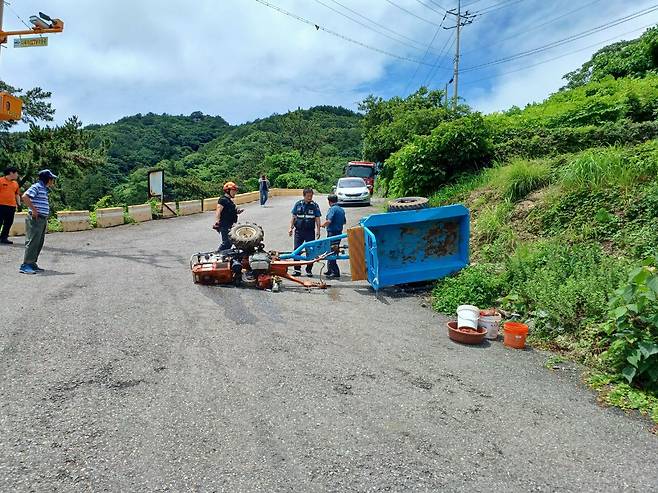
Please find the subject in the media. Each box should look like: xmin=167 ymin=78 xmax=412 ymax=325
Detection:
xmin=190 ymin=223 xmax=330 ymax=290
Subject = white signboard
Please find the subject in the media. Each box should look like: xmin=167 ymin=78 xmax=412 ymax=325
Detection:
xmin=148 ymin=170 xmax=164 ymax=197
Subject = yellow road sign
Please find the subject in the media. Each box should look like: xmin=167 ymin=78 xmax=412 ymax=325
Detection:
xmin=13 ymin=36 xmax=48 ymax=48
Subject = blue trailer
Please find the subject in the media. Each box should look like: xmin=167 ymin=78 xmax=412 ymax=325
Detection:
xmin=279 ymin=204 xmax=470 ymax=291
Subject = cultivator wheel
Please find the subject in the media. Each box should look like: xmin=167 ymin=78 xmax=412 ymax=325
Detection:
xmin=229 ymin=223 xmax=265 ymax=251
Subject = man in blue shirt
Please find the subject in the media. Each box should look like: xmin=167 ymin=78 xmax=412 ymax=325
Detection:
xmin=289 ymin=188 xmax=321 ymax=277
xmin=321 ymin=194 xmax=346 ymax=279
xmin=19 ymin=169 xmax=57 ymax=274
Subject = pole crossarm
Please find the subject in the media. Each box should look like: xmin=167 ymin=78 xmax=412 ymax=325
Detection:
xmin=0 ymin=19 xmax=64 ymax=44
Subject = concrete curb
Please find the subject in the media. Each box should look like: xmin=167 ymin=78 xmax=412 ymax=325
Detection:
xmin=58 ymin=211 xmax=92 ymax=232
xmin=128 ymin=204 xmax=152 ymax=223
xmin=96 ymin=207 xmax=125 ymax=228
xmin=8 ymin=212 xmax=27 ymax=237
xmin=178 ymin=200 xmax=202 ymax=216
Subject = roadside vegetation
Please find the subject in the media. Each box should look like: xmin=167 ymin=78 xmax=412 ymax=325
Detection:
xmin=361 ymin=26 xmax=658 ymax=423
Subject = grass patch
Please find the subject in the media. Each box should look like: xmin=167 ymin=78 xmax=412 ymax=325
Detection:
xmin=587 ymin=372 xmax=658 ymax=424
xmin=487 ymin=158 xmax=552 ymax=201
xmin=428 ymin=172 xmax=484 ymax=207
xmin=557 ymin=144 xmax=658 ymax=191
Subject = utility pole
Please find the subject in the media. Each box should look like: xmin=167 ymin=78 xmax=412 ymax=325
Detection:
xmin=0 ymin=1 xmax=4 ymax=63
xmin=444 ymin=1 xmax=475 ymax=109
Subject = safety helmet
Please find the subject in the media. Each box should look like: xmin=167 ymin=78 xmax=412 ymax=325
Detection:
xmin=223 ymin=181 xmax=238 ymax=192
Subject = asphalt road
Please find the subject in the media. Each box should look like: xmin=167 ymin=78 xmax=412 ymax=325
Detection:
xmin=1 ymin=196 xmax=657 ymax=492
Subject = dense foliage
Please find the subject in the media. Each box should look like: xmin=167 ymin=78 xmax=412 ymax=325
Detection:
xmin=562 ymin=26 xmax=658 ymax=89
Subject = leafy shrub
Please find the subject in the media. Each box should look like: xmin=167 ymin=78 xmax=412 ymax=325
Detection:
xmin=504 ymin=241 xmax=628 ymax=337
xmin=47 ymin=216 xmax=63 ymax=233
xmin=487 ymin=158 xmax=551 ymax=201
xmin=432 ymin=263 xmax=507 ymax=313
xmin=602 ymin=259 xmax=658 ymax=389
xmin=384 ymin=113 xmax=492 ymax=197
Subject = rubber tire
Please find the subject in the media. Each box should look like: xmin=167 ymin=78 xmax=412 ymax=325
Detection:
xmin=387 ymin=196 xmax=429 ymax=212
xmin=229 ymin=223 xmax=264 ymax=251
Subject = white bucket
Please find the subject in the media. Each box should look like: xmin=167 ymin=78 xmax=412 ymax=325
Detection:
xmin=479 ymin=311 xmax=502 ymax=340
xmin=456 ymin=305 xmax=479 ymax=329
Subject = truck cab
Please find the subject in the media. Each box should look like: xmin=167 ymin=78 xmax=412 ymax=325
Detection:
xmin=345 ymin=161 xmax=376 ymax=193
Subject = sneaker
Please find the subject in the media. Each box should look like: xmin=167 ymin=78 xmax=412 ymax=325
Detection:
xmin=19 ymin=264 xmax=36 ymax=275
xmin=0 ymin=238 xmax=12 ymax=244
xmin=306 ymin=272 xmax=314 ymax=278
xmin=292 ymin=270 xmax=302 ymax=277
xmin=30 ymin=264 xmax=45 ymax=272
xmin=327 ymin=273 xmax=340 ymax=279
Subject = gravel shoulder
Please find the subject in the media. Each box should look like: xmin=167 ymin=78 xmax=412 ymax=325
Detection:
xmin=1 ymin=196 xmax=657 ymax=492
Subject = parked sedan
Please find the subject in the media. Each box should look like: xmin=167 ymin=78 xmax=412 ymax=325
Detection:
xmin=334 ymin=177 xmax=371 ymax=206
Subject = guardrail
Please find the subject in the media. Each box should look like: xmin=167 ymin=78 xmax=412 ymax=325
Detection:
xmin=8 ymin=188 xmax=310 ymax=237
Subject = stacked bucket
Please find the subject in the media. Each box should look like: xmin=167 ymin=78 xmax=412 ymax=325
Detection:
xmin=455 ymin=305 xmax=529 ymax=348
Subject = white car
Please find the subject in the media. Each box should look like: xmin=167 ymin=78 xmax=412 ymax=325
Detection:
xmin=334 ymin=177 xmax=371 ymax=206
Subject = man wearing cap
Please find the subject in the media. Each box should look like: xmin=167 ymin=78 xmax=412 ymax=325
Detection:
xmin=0 ymin=166 xmax=21 ymax=244
xmin=19 ymin=169 xmax=57 ymax=274
xmin=288 ymin=188 xmax=321 ymax=277
xmin=214 ymin=181 xmax=243 ymax=251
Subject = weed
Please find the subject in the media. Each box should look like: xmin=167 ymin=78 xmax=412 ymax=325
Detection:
xmin=487 ymin=158 xmax=552 ymax=201
xmin=432 ymin=263 xmax=507 ymax=313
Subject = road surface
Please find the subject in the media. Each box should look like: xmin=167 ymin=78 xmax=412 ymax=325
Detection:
xmin=1 ymin=196 xmax=657 ymax=492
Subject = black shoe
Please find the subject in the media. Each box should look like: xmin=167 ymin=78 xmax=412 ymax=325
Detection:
xmin=292 ymin=270 xmax=301 ymax=277
xmin=327 ymin=273 xmax=340 ymax=279
xmin=306 ymin=272 xmax=314 ymax=278
xmin=30 ymin=264 xmax=45 ymax=272
xmin=0 ymin=238 xmax=12 ymax=244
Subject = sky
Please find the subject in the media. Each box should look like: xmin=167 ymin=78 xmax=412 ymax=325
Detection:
xmin=1 ymin=0 xmax=656 ymax=126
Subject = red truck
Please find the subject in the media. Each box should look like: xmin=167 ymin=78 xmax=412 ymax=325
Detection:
xmin=345 ymin=161 xmax=376 ymax=193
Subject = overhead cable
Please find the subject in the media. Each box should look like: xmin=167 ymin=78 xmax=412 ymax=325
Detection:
xmin=252 ymin=0 xmax=437 ymax=66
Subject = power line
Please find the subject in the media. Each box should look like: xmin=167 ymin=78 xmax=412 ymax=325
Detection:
xmin=462 ymin=0 xmax=603 ymax=55
xmin=404 ymin=17 xmax=447 ymax=93
xmin=384 ymin=0 xmax=443 ymax=26
xmin=423 ymin=32 xmax=456 ymax=87
xmin=313 ymin=0 xmax=443 ymax=55
xmin=461 ymin=5 xmax=658 ymax=73
xmin=475 ymin=0 xmax=527 ymax=15
xmin=460 ymin=23 xmax=655 ymax=86
xmin=413 ymin=0 xmax=446 ymax=16
xmin=325 ymin=0 xmax=450 ymax=55
xmin=3 ymin=0 xmax=33 ymax=30
xmin=252 ymin=0 xmax=438 ymax=66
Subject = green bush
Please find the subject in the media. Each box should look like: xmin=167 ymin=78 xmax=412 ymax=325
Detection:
xmin=432 ymin=263 xmax=507 ymax=313
xmin=384 ymin=113 xmax=492 ymax=197
xmin=602 ymin=259 xmax=658 ymax=389
xmin=474 ymin=201 xmax=514 ymax=244
xmin=504 ymin=241 xmax=628 ymax=337
xmin=47 ymin=216 xmax=63 ymax=233
xmin=487 ymin=158 xmax=552 ymax=201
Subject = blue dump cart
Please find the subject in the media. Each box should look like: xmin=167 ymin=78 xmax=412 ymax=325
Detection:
xmin=279 ymin=204 xmax=470 ymax=291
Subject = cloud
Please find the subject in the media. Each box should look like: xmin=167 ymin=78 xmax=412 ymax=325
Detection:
xmin=1 ymin=0 xmax=655 ymax=125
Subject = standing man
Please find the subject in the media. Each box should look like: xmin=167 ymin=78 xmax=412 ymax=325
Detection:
xmin=259 ymin=174 xmax=270 ymax=207
xmin=321 ymin=194 xmax=346 ymax=279
xmin=289 ymin=188 xmax=321 ymax=277
xmin=19 ymin=169 xmax=57 ymax=274
xmin=214 ymin=181 xmax=243 ymax=251
xmin=0 ymin=166 xmax=21 ymax=244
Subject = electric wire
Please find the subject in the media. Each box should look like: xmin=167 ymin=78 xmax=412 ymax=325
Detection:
xmin=404 ymin=16 xmax=447 ymax=93
xmin=384 ymin=0 xmax=444 ymax=26
xmin=328 ymin=0 xmax=441 ymax=52
xmin=323 ymin=0 xmax=449 ymax=55
xmin=414 ymin=0 xmax=447 ymax=16
xmin=461 ymin=0 xmax=603 ymax=55
xmin=424 ymin=33 xmax=456 ymax=87
xmin=3 ymin=1 xmax=34 ymax=31
xmin=461 ymin=5 xmax=658 ymax=72
xmin=460 ymin=23 xmax=655 ymax=86
xmin=252 ymin=0 xmax=438 ymax=66
xmin=475 ymin=0 xmax=527 ymax=16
